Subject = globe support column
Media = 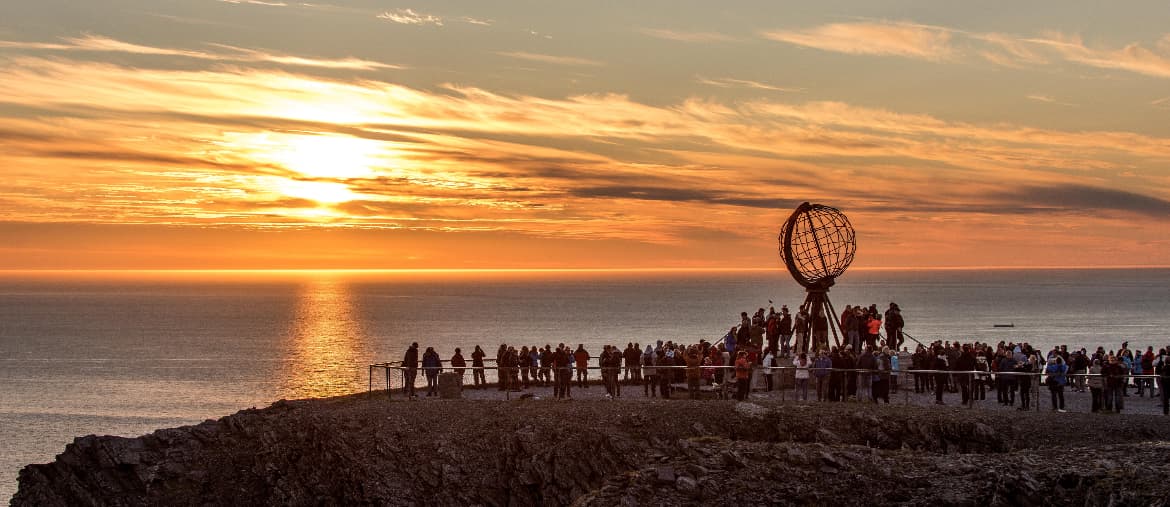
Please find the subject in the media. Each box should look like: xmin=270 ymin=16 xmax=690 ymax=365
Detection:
xmin=801 ymin=284 xmax=843 ymax=352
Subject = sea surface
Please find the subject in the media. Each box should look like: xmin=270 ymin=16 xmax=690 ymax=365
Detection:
xmin=2 ymin=268 xmax=1169 ymax=500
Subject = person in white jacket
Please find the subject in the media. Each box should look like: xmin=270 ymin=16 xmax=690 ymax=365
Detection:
xmin=793 ymin=352 xmax=811 ymax=401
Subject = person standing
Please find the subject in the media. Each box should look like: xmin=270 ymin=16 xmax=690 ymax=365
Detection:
xmin=761 ymin=348 xmax=775 ymax=392
xmin=685 ymin=346 xmax=702 ymax=399
xmin=883 ymin=303 xmax=904 ymax=350
xmin=451 ymin=348 xmax=466 ymax=392
xmin=623 ymin=343 xmax=637 ymax=384
xmin=1103 ymin=354 xmax=1127 ymax=413
xmin=1140 ymin=346 xmax=1155 ymax=396
xmin=827 ymin=348 xmax=843 ymax=402
xmin=841 ymin=305 xmax=858 ymax=355
xmin=642 ymin=345 xmax=657 ymax=397
xmin=793 ymin=307 xmax=809 ymax=355
xmin=574 ymin=344 xmax=590 ymax=388
xmin=1016 ymin=355 xmax=1036 ymax=411
xmin=657 ymin=350 xmax=672 ymax=398
xmin=1046 ymin=355 xmax=1068 ymax=412
xmin=723 ymin=326 xmax=738 ymax=358
xmin=766 ymin=309 xmax=779 ymax=356
xmin=778 ymin=307 xmax=793 ymax=357
xmin=856 ymin=347 xmax=875 ymax=402
xmin=403 ymin=342 xmax=419 ymax=398
xmin=471 ymin=345 xmax=486 ymax=388
xmin=812 ymin=350 xmax=830 ymax=401
xmin=552 ymin=346 xmax=568 ymax=400
xmin=810 ymin=307 xmax=829 ymax=353
xmin=496 ymin=344 xmax=509 ymax=391
xmin=864 ymin=313 xmax=882 ymax=351
xmin=793 ymin=352 xmax=811 ymax=401
xmin=518 ymin=346 xmax=532 ymax=389
xmin=872 ymin=348 xmax=891 ymax=404
xmin=931 ymin=346 xmax=949 ymax=405
xmin=997 ymin=351 xmax=1017 ymax=406
xmin=1155 ymin=348 xmax=1170 ymax=415
xmin=954 ymin=345 xmax=976 ymax=406
xmin=422 ymin=346 xmax=441 ymax=397
xmin=734 ymin=351 xmax=751 ymax=401
xmin=1087 ymin=359 xmax=1104 ymax=413
xmin=842 ymin=347 xmax=857 ymax=400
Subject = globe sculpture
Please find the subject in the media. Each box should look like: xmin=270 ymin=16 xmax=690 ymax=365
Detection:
xmin=778 ymin=202 xmax=856 ymax=350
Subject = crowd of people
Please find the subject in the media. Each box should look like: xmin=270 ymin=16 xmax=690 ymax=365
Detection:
xmin=393 ymin=302 xmax=1170 ymax=416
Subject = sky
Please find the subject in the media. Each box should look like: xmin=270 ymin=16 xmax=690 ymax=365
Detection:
xmin=1 ymin=0 xmax=1169 ymax=269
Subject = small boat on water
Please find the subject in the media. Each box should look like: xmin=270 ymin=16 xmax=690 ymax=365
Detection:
xmin=993 ymin=323 xmax=1015 ymax=328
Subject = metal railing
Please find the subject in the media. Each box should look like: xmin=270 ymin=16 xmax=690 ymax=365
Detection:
xmin=370 ymin=360 xmax=1165 ymax=410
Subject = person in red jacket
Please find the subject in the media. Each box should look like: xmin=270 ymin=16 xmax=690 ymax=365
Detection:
xmin=866 ymin=314 xmax=883 ymax=351
xmin=734 ymin=351 xmax=751 ymax=401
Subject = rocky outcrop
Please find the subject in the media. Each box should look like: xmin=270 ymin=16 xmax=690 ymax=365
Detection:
xmin=13 ymin=396 xmax=1170 ymax=506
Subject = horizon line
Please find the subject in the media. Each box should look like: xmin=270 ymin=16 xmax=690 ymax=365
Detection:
xmin=3 ymin=265 xmax=1170 ymax=274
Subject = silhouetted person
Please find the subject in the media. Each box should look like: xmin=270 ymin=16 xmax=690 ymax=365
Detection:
xmin=403 ymin=342 xmax=419 ymax=398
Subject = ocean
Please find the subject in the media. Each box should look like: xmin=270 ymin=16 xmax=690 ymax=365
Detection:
xmin=2 ymin=268 xmax=1169 ymax=500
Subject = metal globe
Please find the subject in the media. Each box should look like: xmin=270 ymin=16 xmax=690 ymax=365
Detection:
xmin=778 ymin=202 xmax=856 ymax=290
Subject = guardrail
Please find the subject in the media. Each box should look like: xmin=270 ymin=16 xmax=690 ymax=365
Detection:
xmin=370 ymin=361 xmax=1164 ymax=410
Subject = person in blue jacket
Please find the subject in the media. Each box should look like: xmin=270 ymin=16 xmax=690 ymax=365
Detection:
xmin=1046 ymin=355 xmax=1068 ymax=412
xmin=723 ymin=326 xmax=737 ymax=355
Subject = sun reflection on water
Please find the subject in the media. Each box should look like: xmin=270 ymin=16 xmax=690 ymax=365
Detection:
xmin=280 ymin=276 xmax=370 ymax=399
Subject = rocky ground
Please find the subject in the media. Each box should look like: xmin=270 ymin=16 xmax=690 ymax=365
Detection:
xmin=12 ymin=393 xmax=1170 ymax=506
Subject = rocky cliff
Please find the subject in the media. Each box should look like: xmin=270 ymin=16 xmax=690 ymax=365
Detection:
xmin=13 ymin=395 xmax=1170 ymax=506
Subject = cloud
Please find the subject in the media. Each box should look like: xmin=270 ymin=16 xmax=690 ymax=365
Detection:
xmin=2 ymin=53 xmax=1170 ymax=253
xmin=762 ymin=21 xmax=955 ymax=61
xmin=639 ymin=28 xmax=736 ymax=43
xmin=0 ymin=34 xmax=399 ymax=71
xmin=1025 ymin=94 xmax=1077 ymax=107
xmin=695 ymin=76 xmax=801 ymax=92
xmin=496 ymin=51 xmax=603 ymax=66
xmin=460 ymin=17 xmax=492 ymax=26
xmin=1153 ymin=97 xmax=1170 ymax=109
xmin=1023 ymin=31 xmax=1170 ymax=79
xmin=377 ymin=8 xmax=443 ymax=26
xmin=219 ymin=0 xmax=288 ymax=6
xmin=1004 ymin=184 xmax=1170 ymax=218
xmin=760 ymin=20 xmax=1170 ymax=81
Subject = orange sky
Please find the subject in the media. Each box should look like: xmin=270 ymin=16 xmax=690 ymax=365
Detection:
xmin=2 ymin=2 xmax=1169 ymax=269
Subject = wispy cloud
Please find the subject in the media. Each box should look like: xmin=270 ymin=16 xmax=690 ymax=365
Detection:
xmin=377 ymin=8 xmax=443 ymax=26
xmin=219 ymin=0 xmax=288 ymax=6
xmin=763 ymin=20 xmax=1170 ymax=82
xmin=762 ymin=21 xmax=955 ymax=61
xmin=461 ymin=16 xmax=492 ymax=26
xmin=0 ymin=34 xmax=400 ymax=71
xmin=640 ymin=28 xmax=736 ymax=43
xmin=1024 ymin=31 xmax=1170 ymax=79
xmin=695 ymin=76 xmax=800 ymax=92
xmin=1153 ymin=97 xmax=1170 ymax=109
xmin=496 ymin=51 xmax=602 ymax=66
xmin=1025 ymin=94 xmax=1077 ymax=107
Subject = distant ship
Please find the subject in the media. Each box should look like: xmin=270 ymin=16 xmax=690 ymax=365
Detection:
xmin=993 ymin=323 xmax=1015 ymax=328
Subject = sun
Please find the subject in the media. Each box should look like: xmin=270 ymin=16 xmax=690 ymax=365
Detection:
xmin=219 ymin=131 xmax=388 ymax=207
xmin=268 ymin=134 xmax=382 ymax=180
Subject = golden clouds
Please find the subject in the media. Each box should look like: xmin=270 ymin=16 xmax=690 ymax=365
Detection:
xmin=2 ymin=29 xmax=1170 ymax=268
xmin=762 ymin=21 xmax=956 ymax=61
xmin=763 ymin=20 xmax=1170 ymax=81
